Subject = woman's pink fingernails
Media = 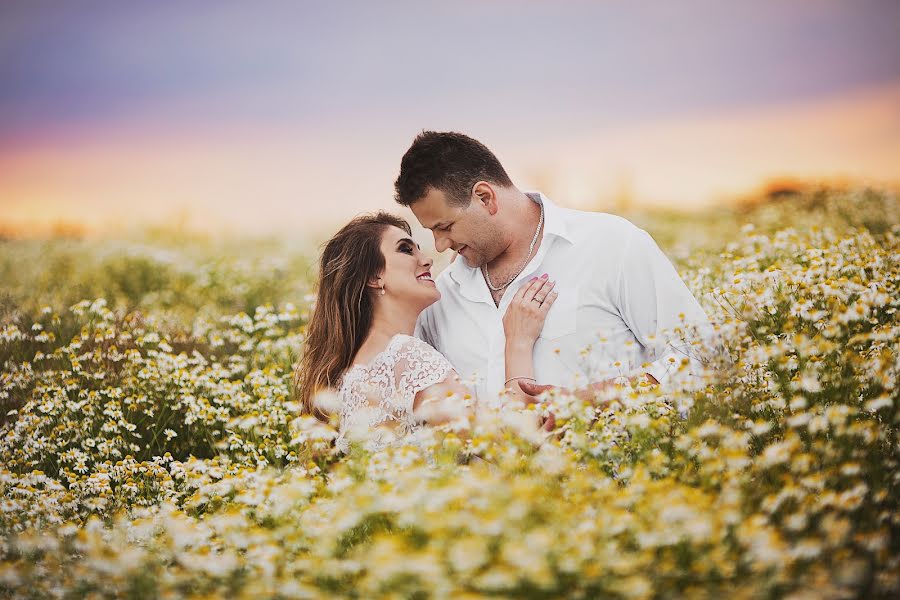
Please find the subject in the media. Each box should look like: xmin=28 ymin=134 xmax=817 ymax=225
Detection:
xmin=541 ymin=273 xmax=549 ymax=279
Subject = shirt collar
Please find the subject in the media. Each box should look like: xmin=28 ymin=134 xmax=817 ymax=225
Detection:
xmin=446 ymin=190 xmax=573 ymax=298
xmin=525 ymin=190 xmax=574 ymax=245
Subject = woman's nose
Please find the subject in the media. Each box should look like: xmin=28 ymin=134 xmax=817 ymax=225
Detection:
xmin=423 ymin=256 xmax=434 ymax=268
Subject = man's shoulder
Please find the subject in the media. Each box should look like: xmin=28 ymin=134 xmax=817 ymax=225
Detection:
xmin=561 ymin=205 xmax=638 ymax=228
xmin=558 ymin=206 xmax=641 ymax=245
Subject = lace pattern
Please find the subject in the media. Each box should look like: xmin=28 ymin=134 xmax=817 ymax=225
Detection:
xmin=335 ymin=334 xmax=455 ymax=453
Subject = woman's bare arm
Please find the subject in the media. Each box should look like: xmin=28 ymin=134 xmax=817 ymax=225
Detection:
xmin=502 ymin=275 xmax=558 ymax=405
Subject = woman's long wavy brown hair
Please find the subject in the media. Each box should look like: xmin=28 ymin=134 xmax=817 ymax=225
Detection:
xmin=293 ymin=211 xmax=412 ymax=419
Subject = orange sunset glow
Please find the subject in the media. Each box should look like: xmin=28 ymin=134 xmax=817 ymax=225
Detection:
xmin=1 ymin=1 xmax=898 ymax=239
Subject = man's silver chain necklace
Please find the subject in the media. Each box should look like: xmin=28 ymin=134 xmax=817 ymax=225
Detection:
xmin=482 ymin=201 xmax=545 ymax=291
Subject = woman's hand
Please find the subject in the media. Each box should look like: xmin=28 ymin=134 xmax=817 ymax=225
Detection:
xmin=502 ymin=274 xmax=558 ymax=347
xmin=502 ymin=274 xmax=559 ymax=427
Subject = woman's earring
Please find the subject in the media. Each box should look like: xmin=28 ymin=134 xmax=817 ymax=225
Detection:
xmin=380 ymin=285 xmax=386 ymax=296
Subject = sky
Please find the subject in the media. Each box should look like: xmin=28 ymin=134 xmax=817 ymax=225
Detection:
xmin=1 ymin=0 xmax=898 ymax=238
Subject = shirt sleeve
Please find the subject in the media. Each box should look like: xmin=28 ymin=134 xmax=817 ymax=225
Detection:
xmin=616 ymin=227 xmax=712 ymax=384
xmin=392 ymin=336 xmax=456 ymax=412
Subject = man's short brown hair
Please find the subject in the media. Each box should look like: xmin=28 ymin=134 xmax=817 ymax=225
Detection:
xmin=394 ymin=131 xmax=513 ymax=207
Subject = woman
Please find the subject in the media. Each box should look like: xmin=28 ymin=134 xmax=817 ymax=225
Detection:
xmin=293 ymin=212 xmax=557 ymax=452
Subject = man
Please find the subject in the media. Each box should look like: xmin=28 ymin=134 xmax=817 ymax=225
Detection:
xmin=394 ymin=131 xmax=711 ymax=404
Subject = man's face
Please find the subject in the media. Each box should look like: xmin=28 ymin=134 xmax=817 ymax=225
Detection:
xmin=410 ymin=187 xmax=502 ymax=268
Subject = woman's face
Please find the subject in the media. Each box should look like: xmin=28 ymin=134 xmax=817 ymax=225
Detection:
xmin=377 ymin=225 xmax=440 ymax=310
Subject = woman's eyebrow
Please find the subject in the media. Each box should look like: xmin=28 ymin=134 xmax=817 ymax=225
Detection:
xmin=395 ymin=237 xmax=417 ymax=247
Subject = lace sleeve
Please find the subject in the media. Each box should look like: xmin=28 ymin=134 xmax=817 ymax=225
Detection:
xmin=390 ymin=335 xmax=456 ymax=412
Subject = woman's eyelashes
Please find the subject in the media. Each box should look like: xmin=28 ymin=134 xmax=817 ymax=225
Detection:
xmin=398 ymin=242 xmax=416 ymax=255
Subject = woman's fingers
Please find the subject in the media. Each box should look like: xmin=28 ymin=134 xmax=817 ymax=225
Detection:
xmin=522 ymin=275 xmax=551 ymax=303
xmin=506 ymin=276 xmax=556 ymax=317
xmin=539 ymin=290 xmax=559 ymax=313
xmin=532 ymin=279 xmax=555 ymax=304
xmin=511 ymin=276 xmax=537 ymax=302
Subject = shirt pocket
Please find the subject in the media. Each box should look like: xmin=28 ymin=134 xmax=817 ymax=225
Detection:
xmin=538 ymin=284 xmax=578 ymax=340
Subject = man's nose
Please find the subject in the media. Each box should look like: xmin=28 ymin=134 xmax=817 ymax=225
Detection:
xmin=433 ymin=232 xmax=452 ymax=253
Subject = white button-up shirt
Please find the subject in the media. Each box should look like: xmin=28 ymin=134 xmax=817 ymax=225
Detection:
xmin=414 ymin=191 xmax=712 ymax=402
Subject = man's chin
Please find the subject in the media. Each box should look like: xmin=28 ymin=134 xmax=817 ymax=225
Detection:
xmin=458 ymin=250 xmax=481 ymax=268
xmin=461 ymin=254 xmax=481 ymax=268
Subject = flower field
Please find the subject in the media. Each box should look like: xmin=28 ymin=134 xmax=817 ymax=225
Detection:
xmin=1 ymin=187 xmax=898 ymax=599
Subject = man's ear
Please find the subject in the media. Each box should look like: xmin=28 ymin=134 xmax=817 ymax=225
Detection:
xmin=472 ymin=181 xmax=499 ymax=216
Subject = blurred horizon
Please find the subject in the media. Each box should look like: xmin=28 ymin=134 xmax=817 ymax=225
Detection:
xmin=1 ymin=0 xmax=898 ymax=240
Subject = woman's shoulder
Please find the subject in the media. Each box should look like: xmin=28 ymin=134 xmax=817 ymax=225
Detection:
xmin=345 ymin=334 xmax=454 ymax=383
xmin=390 ymin=332 xmax=425 ymax=345
xmin=388 ymin=334 xmax=455 ymax=372
xmin=389 ymin=333 xmax=443 ymax=357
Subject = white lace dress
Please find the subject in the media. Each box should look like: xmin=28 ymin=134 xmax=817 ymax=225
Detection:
xmin=334 ymin=334 xmax=457 ymax=453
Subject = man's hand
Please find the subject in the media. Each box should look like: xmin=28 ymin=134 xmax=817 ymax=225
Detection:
xmin=539 ymin=411 xmax=555 ymax=432
xmin=506 ymin=387 xmax=558 ymax=432
xmin=519 ymin=373 xmax=658 ymax=405
xmin=518 ymin=380 xmax=613 ymax=404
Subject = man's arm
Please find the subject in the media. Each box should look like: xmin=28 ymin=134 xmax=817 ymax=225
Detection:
xmin=617 ymin=227 xmax=712 ymax=384
xmin=518 ymin=227 xmax=705 ymax=405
